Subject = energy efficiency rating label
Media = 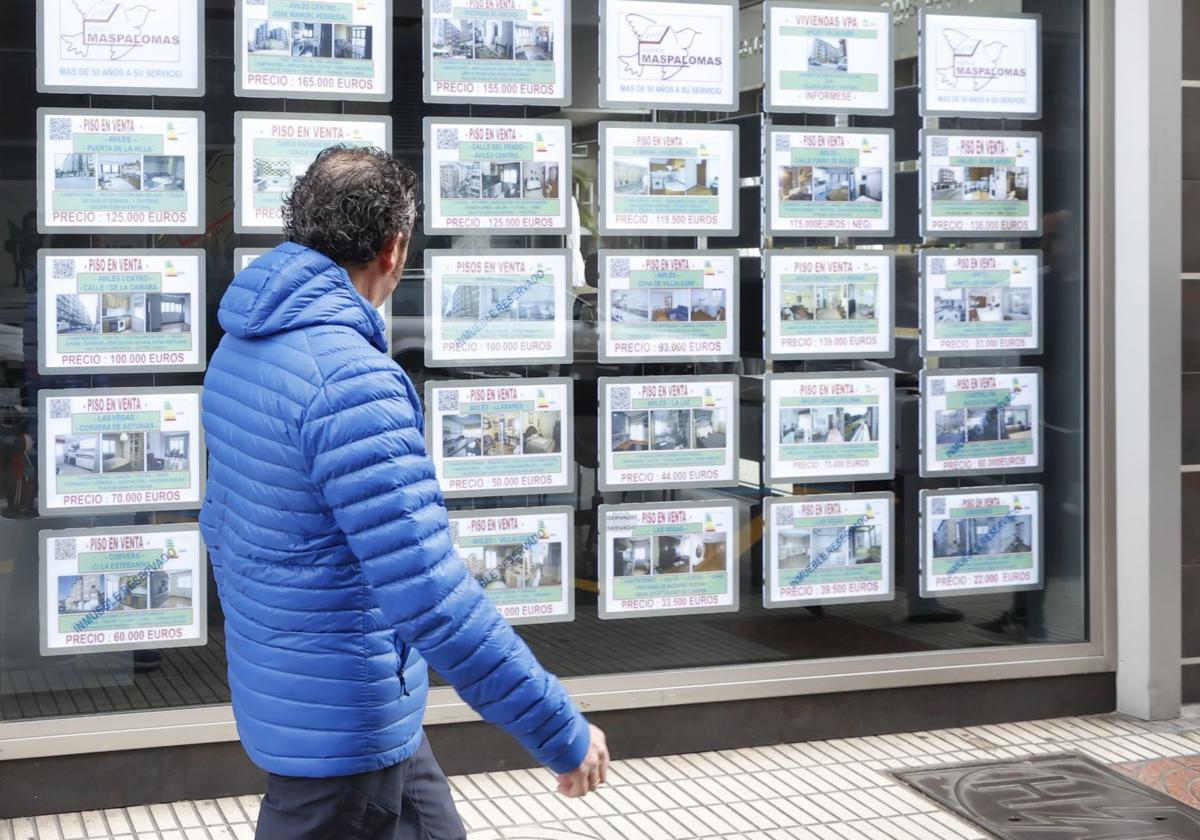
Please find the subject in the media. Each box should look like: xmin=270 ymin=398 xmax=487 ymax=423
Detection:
xmin=600 ymin=0 xmax=738 ymax=110
xmin=424 ymin=0 xmax=570 ymax=105
xmin=424 ymin=117 xmax=570 ymax=234
xmin=38 ymin=108 xmax=204 ymax=233
xmin=599 ymin=375 xmax=739 ymax=491
xmin=766 ymin=126 xmax=893 ymax=237
xmin=599 ymin=122 xmax=739 ymax=236
xmin=40 ymin=524 xmax=207 ymax=656
xmin=764 ymin=1 xmax=892 ymax=115
xmin=448 ymin=506 xmax=574 ymax=625
xmin=427 ymin=378 xmax=573 ymax=499
xmin=921 ymin=130 xmax=1041 ymax=237
xmin=425 ymin=249 xmax=571 ymax=367
xmin=236 ymin=0 xmax=391 ymax=100
xmin=598 ymin=499 xmax=739 ymax=619
xmin=39 ymin=250 xmax=206 ymax=375
xmin=765 ymin=371 xmax=894 ymax=484
xmin=765 ymin=250 xmax=893 ymax=360
xmin=920 ymin=484 xmax=1043 ymax=597
xmin=764 ymin=492 xmax=894 ymax=608
xmin=920 ymin=10 xmax=1040 ymax=118
xmin=38 ymin=0 xmax=204 ymax=95
xmin=235 ymin=113 xmax=391 ymax=233
xmin=921 ymin=249 xmax=1042 ymax=356
xmin=599 ymin=250 xmax=739 ymax=363
xmin=920 ymin=367 xmax=1042 ymax=477
xmin=39 ymin=387 xmax=205 ymax=516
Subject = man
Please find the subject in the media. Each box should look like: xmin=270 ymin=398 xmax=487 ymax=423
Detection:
xmin=200 ymin=146 xmax=608 ymax=839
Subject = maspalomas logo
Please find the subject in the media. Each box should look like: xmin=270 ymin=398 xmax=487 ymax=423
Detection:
xmin=937 ymin=27 xmax=1027 ymax=91
xmin=620 ymin=13 xmax=723 ymax=81
xmin=62 ymin=0 xmax=183 ymax=61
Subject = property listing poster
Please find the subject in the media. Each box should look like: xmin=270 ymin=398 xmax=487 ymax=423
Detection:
xmin=599 ymin=250 xmax=738 ymax=363
xmin=765 ymin=371 xmax=894 ymax=484
xmin=424 ymin=0 xmax=569 ymax=105
xmin=763 ymin=492 xmax=894 ymax=608
xmin=38 ymin=0 xmax=204 ymax=95
xmin=920 ymin=11 xmax=1040 ymax=118
xmin=921 ymin=249 xmax=1042 ymax=357
xmin=920 ymin=484 xmax=1043 ymax=597
xmin=38 ymin=109 xmax=203 ymax=233
xmin=235 ymin=113 xmax=391 ymax=233
xmin=599 ymin=122 xmax=738 ymax=236
xmin=766 ymin=126 xmax=893 ymax=237
xmin=39 ymin=250 xmax=205 ymax=375
xmin=236 ymin=0 xmax=391 ymax=100
xmin=765 ymin=250 xmax=893 ymax=360
xmin=599 ymin=375 xmax=739 ymax=491
xmin=921 ymin=367 xmax=1042 ymax=477
xmin=40 ymin=524 xmax=207 ymax=656
xmin=598 ymin=499 xmax=739 ymax=619
xmin=424 ymin=118 xmax=569 ymax=235
xmin=426 ymin=378 xmax=573 ymax=499
xmin=39 ymin=387 xmax=205 ymax=516
xmin=921 ymin=131 xmax=1041 ymax=237
xmin=600 ymin=0 xmax=738 ymax=110
xmin=764 ymin=1 xmax=892 ymax=115
xmin=448 ymin=506 xmax=573 ymax=625
xmin=425 ymin=249 xmax=571 ymax=367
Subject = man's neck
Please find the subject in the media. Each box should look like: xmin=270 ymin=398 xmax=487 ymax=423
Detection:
xmin=344 ymin=265 xmax=388 ymax=308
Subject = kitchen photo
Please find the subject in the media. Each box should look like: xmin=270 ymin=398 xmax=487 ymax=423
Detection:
xmin=97 ymin=154 xmax=142 ymax=191
xmin=778 ymin=529 xmax=813 ymax=571
xmin=516 ymin=284 xmax=555 ymax=321
xmin=111 ymin=573 xmax=150 ymax=610
xmin=442 ymin=413 xmax=482 ymax=458
xmin=100 ymin=292 xmax=146 ymax=334
xmin=291 ymin=22 xmax=333 ymax=58
xmin=55 ymin=434 xmax=101 ymax=475
xmin=612 ymin=159 xmax=649 ymax=196
xmin=481 ymin=161 xmax=521 ymax=199
xmin=610 ymin=289 xmax=649 ymax=322
xmin=649 ymin=157 xmax=717 ymax=196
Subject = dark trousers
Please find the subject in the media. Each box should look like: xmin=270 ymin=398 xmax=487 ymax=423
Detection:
xmin=255 ymin=735 xmax=467 ymax=840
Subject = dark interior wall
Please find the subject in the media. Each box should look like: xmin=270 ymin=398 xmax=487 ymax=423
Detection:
xmin=1182 ymin=0 xmax=1200 ymax=702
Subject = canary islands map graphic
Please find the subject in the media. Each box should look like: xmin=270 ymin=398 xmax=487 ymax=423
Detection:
xmin=618 ymin=12 xmax=721 ymax=80
xmin=936 ymin=27 xmax=1026 ymax=91
xmin=58 ymin=0 xmax=182 ymax=61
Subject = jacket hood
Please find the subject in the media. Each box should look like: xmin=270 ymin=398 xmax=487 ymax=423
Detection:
xmin=218 ymin=241 xmax=387 ymax=352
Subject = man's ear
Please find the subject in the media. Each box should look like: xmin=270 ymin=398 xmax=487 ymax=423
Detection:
xmin=379 ymin=232 xmax=405 ymax=274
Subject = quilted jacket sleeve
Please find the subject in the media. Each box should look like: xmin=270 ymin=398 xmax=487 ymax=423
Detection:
xmin=299 ymin=352 xmax=591 ymax=775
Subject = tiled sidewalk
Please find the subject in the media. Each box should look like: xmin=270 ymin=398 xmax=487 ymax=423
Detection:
xmin=7 ymin=708 xmax=1200 ymax=839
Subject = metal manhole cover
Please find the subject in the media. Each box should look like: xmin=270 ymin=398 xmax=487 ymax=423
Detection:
xmin=893 ymin=753 xmax=1200 ymax=839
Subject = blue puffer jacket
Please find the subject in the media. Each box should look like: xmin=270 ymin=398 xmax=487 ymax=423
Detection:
xmin=200 ymin=242 xmax=590 ymax=778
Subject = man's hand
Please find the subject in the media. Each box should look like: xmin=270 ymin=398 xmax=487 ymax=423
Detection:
xmin=556 ymin=724 xmax=610 ymax=798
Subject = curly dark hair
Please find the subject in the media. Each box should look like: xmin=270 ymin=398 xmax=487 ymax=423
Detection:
xmin=282 ymin=145 xmax=418 ymax=267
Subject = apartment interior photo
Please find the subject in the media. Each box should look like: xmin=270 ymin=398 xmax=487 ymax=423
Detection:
xmin=611 ymin=410 xmax=649 ymax=451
